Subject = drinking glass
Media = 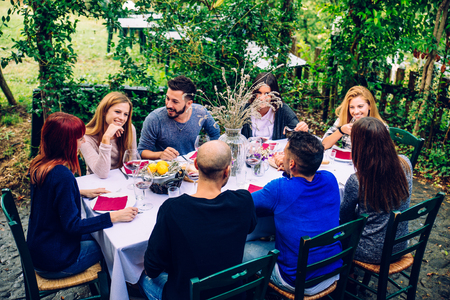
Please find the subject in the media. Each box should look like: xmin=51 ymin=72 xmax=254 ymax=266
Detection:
xmin=246 ymin=137 xmax=262 ymax=181
xmin=133 ymin=169 xmax=153 ymax=210
xmin=168 ymin=186 xmax=180 ymax=198
xmin=195 ymin=134 xmax=210 ymax=151
xmin=329 ymin=149 xmax=337 ymax=165
xmin=123 ymin=149 xmax=141 ymax=190
xmin=186 ymin=161 xmax=200 ymax=193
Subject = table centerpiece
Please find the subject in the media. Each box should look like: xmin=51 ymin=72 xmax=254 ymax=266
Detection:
xmin=196 ymin=66 xmax=283 ymax=176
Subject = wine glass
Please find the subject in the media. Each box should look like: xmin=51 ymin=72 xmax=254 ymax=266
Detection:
xmin=133 ymin=168 xmax=153 ymax=211
xmin=246 ymin=137 xmax=262 ymax=180
xmin=186 ymin=161 xmax=200 ymax=193
xmin=194 ymin=134 xmax=210 ymax=151
xmin=123 ymin=149 xmax=141 ymax=190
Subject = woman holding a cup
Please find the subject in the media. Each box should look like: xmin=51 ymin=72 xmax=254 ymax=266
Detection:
xmin=322 ymin=86 xmax=386 ymax=150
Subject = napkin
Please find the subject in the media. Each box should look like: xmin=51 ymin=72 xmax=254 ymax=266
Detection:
xmin=189 ymin=152 xmax=197 ymax=160
xmin=124 ymin=161 xmax=149 ymax=175
xmin=93 ymin=195 xmax=128 ymax=211
xmin=248 ymin=184 xmax=263 ymax=193
xmin=263 ymin=142 xmax=277 ymax=151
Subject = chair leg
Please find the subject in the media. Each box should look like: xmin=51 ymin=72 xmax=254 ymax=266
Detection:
xmin=376 ymin=273 xmax=389 ymax=300
xmin=345 ymin=272 xmax=358 ymax=298
xmin=358 ymin=272 xmax=371 ymax=294
xmin=98 ymin=270 xmax=110 ymax=300
xmin=89 ymin=282 xmax=100 ymax=296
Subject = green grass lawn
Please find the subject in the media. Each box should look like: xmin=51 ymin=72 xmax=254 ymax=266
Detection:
xmin=0 ymin=1 xmax=166 ymax=108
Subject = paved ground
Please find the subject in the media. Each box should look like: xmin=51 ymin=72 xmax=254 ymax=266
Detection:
xmin=0 ymin=179 xmax=448 ymax=299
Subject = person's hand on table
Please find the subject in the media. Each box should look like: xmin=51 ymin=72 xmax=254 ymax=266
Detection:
xmin=160 ymin=147 xmax=179 ymax=161
xmin=80 ymin=188 xmax=110 ymax=199
xmin=294 ymin=121 xmax=309 ymax=132
xmin=273 ymin=152 xmax=285 ymax=171
xmin=110 ymin=207 xmax=139 ymax=223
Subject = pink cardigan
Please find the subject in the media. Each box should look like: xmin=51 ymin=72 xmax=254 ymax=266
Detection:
xmin=80 ymin=125 xmax=137 ymax=178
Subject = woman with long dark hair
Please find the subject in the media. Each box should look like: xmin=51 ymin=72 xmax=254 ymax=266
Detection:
xmin=27 ymin=112 xmax=138 ymax=279
xmin=80 ymin=92 xmax=136 ymax=178
xmin=340 ymin=117 xmax=412 ymax=263
xmin=241 ymin=73 xmax=308 ymax=140
xmin=322 ymin=86 xmax=385 ymax=150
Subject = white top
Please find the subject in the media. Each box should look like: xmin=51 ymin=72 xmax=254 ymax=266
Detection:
xmin=251 ymin=108 xmax=275 ymax=138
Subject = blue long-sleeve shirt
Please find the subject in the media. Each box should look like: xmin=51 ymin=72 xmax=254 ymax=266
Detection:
xmin=27 ymin=165 xmax=112 ymax=271
xmin=137 ymin=104 xmax=220 ymax=156
xmin=251 ymin=171 xmax=342 ymax=286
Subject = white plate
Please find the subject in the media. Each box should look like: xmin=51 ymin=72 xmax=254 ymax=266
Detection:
xmin=185 ymin=151 xmax=197 ymax=161
xmin=120 ymin=160 xmax=151 ymax=176
xmin=334 ymin=157 xmax=353 ymax=163
xmin=90 ymin=192 xmax=136 ymax=214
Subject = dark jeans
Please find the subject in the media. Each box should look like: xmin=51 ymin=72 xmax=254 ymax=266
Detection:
xmin=35 ymin=235 xmax=103 ymax=279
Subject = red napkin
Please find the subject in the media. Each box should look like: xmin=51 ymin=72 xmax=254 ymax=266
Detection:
xmin=263 ymin=143 xmax=277 ymax=150
xmin=93 ymin=195 xmax=128 ymax=211
xmin=335 ymin=149 xmax=352 ymax=160
xmin=124 ymin=161 xmax=149 ymax=175
xmin=190 ymin=152 xmax=197 ymax=160
xmin=248 ymin=184 xmax=263 ymax=193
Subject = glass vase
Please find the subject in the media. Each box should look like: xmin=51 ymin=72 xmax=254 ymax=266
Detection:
xmin=219 ymin=128 xmax=247 ymax=177
xmin=253 ymin=160 xmax=269 ymax=177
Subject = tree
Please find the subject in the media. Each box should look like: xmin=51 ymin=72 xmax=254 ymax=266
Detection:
xmin=0 ymin=17 xmax=17 ymax=106
xmin=413 ymin=0 xmax=449 ymax=135
xmin=2 ymin=0 xmax=108 ymax=119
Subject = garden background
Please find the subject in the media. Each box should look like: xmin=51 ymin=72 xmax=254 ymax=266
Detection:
xmin=0 ymin=0 xmax=449 ymax=202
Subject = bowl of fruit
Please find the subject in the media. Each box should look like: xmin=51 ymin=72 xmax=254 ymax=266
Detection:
xmin=138 ymin=160 xmax=186 ymax=194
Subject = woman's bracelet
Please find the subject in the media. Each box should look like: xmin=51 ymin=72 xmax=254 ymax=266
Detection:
xmin=338 ymin=126 xmax=345 ymax=135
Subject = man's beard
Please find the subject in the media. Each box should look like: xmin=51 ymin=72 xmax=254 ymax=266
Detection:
xmin=167 ymin=104 xmax=186 ymax=119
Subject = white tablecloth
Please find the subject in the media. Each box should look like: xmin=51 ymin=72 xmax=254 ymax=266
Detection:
xmin=76 ymin=142 xmax=355 ymax=300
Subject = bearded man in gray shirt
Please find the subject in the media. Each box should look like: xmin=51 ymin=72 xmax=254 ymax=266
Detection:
xmin=137 ymin=76 xmax=220 ymax=160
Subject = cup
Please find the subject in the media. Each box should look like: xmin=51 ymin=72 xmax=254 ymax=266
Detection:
xmin=235 ymin=167 xmax=247 ymax=189
xmin=168 ymin=186 xmax=180 ymax=198
xmin=329 ymin=149 xmax=337 ymax=165
xmin=134 ymin=184 xmax=145 ymax=201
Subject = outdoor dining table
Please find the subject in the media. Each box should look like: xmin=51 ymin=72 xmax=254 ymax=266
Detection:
xmin=76 ymin=140 xmax=355 ymax=300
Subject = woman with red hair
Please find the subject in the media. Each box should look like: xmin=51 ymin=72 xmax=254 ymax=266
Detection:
xmin=27 ymin=112 xmax=138 ymax=279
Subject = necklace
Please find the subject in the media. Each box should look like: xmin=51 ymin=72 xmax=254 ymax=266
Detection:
xmin=174 ymin=121 xmax=188 ymax=132
xmin=173 ymin=108 xmax=192 ymax=132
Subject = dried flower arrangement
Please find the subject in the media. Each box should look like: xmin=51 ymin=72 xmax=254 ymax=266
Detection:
xmin=195 ymin=66 xmax=284 ymax=130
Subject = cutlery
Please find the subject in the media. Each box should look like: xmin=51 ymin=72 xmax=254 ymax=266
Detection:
xmin=180 ymin=154 xmax=189 ymax=161
xmin=120 ymin=168 xmax=129 ymax=180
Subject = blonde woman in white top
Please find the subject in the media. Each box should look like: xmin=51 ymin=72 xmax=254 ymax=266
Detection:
xmin=80 ymin=92 xmax=137 ymax=178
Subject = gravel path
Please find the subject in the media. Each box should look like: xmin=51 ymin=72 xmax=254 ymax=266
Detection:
xmin=0 ymin=179 xmax=448 ymax=299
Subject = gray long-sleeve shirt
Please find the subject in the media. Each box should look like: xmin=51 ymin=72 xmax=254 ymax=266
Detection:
xmin=137 ymin=104 xmax=220 ymax=156
xmin=340 ymin=155 xmax=413 ymax=263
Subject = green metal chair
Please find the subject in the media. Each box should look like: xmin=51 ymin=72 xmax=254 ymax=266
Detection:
xmin=267 ymin=215 xmax=368 ymax=300
xmin=347 ymin=192 xmax=445 ymax=300
xmin=389 ymin=127 xmax=425 ymax=170
xmin=1 ymin=188 xmax=109 ymax=300
xmin=190 ymin=249 xmax=279 ymax=300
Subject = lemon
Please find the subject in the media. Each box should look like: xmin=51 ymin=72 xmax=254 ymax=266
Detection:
xmin=147 ymin=163 xmax=157 ymax=173
xmin=157 ymin=164 xmax=169 ymax=175
xmin=157 ymin=160 xmax=169 ymax=168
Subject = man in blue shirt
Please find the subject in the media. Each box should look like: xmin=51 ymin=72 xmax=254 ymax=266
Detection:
xmin=138 ymin=76 xmax=220 ymax=160
xmin=245 ymin=131 xmax=342 ymax=296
